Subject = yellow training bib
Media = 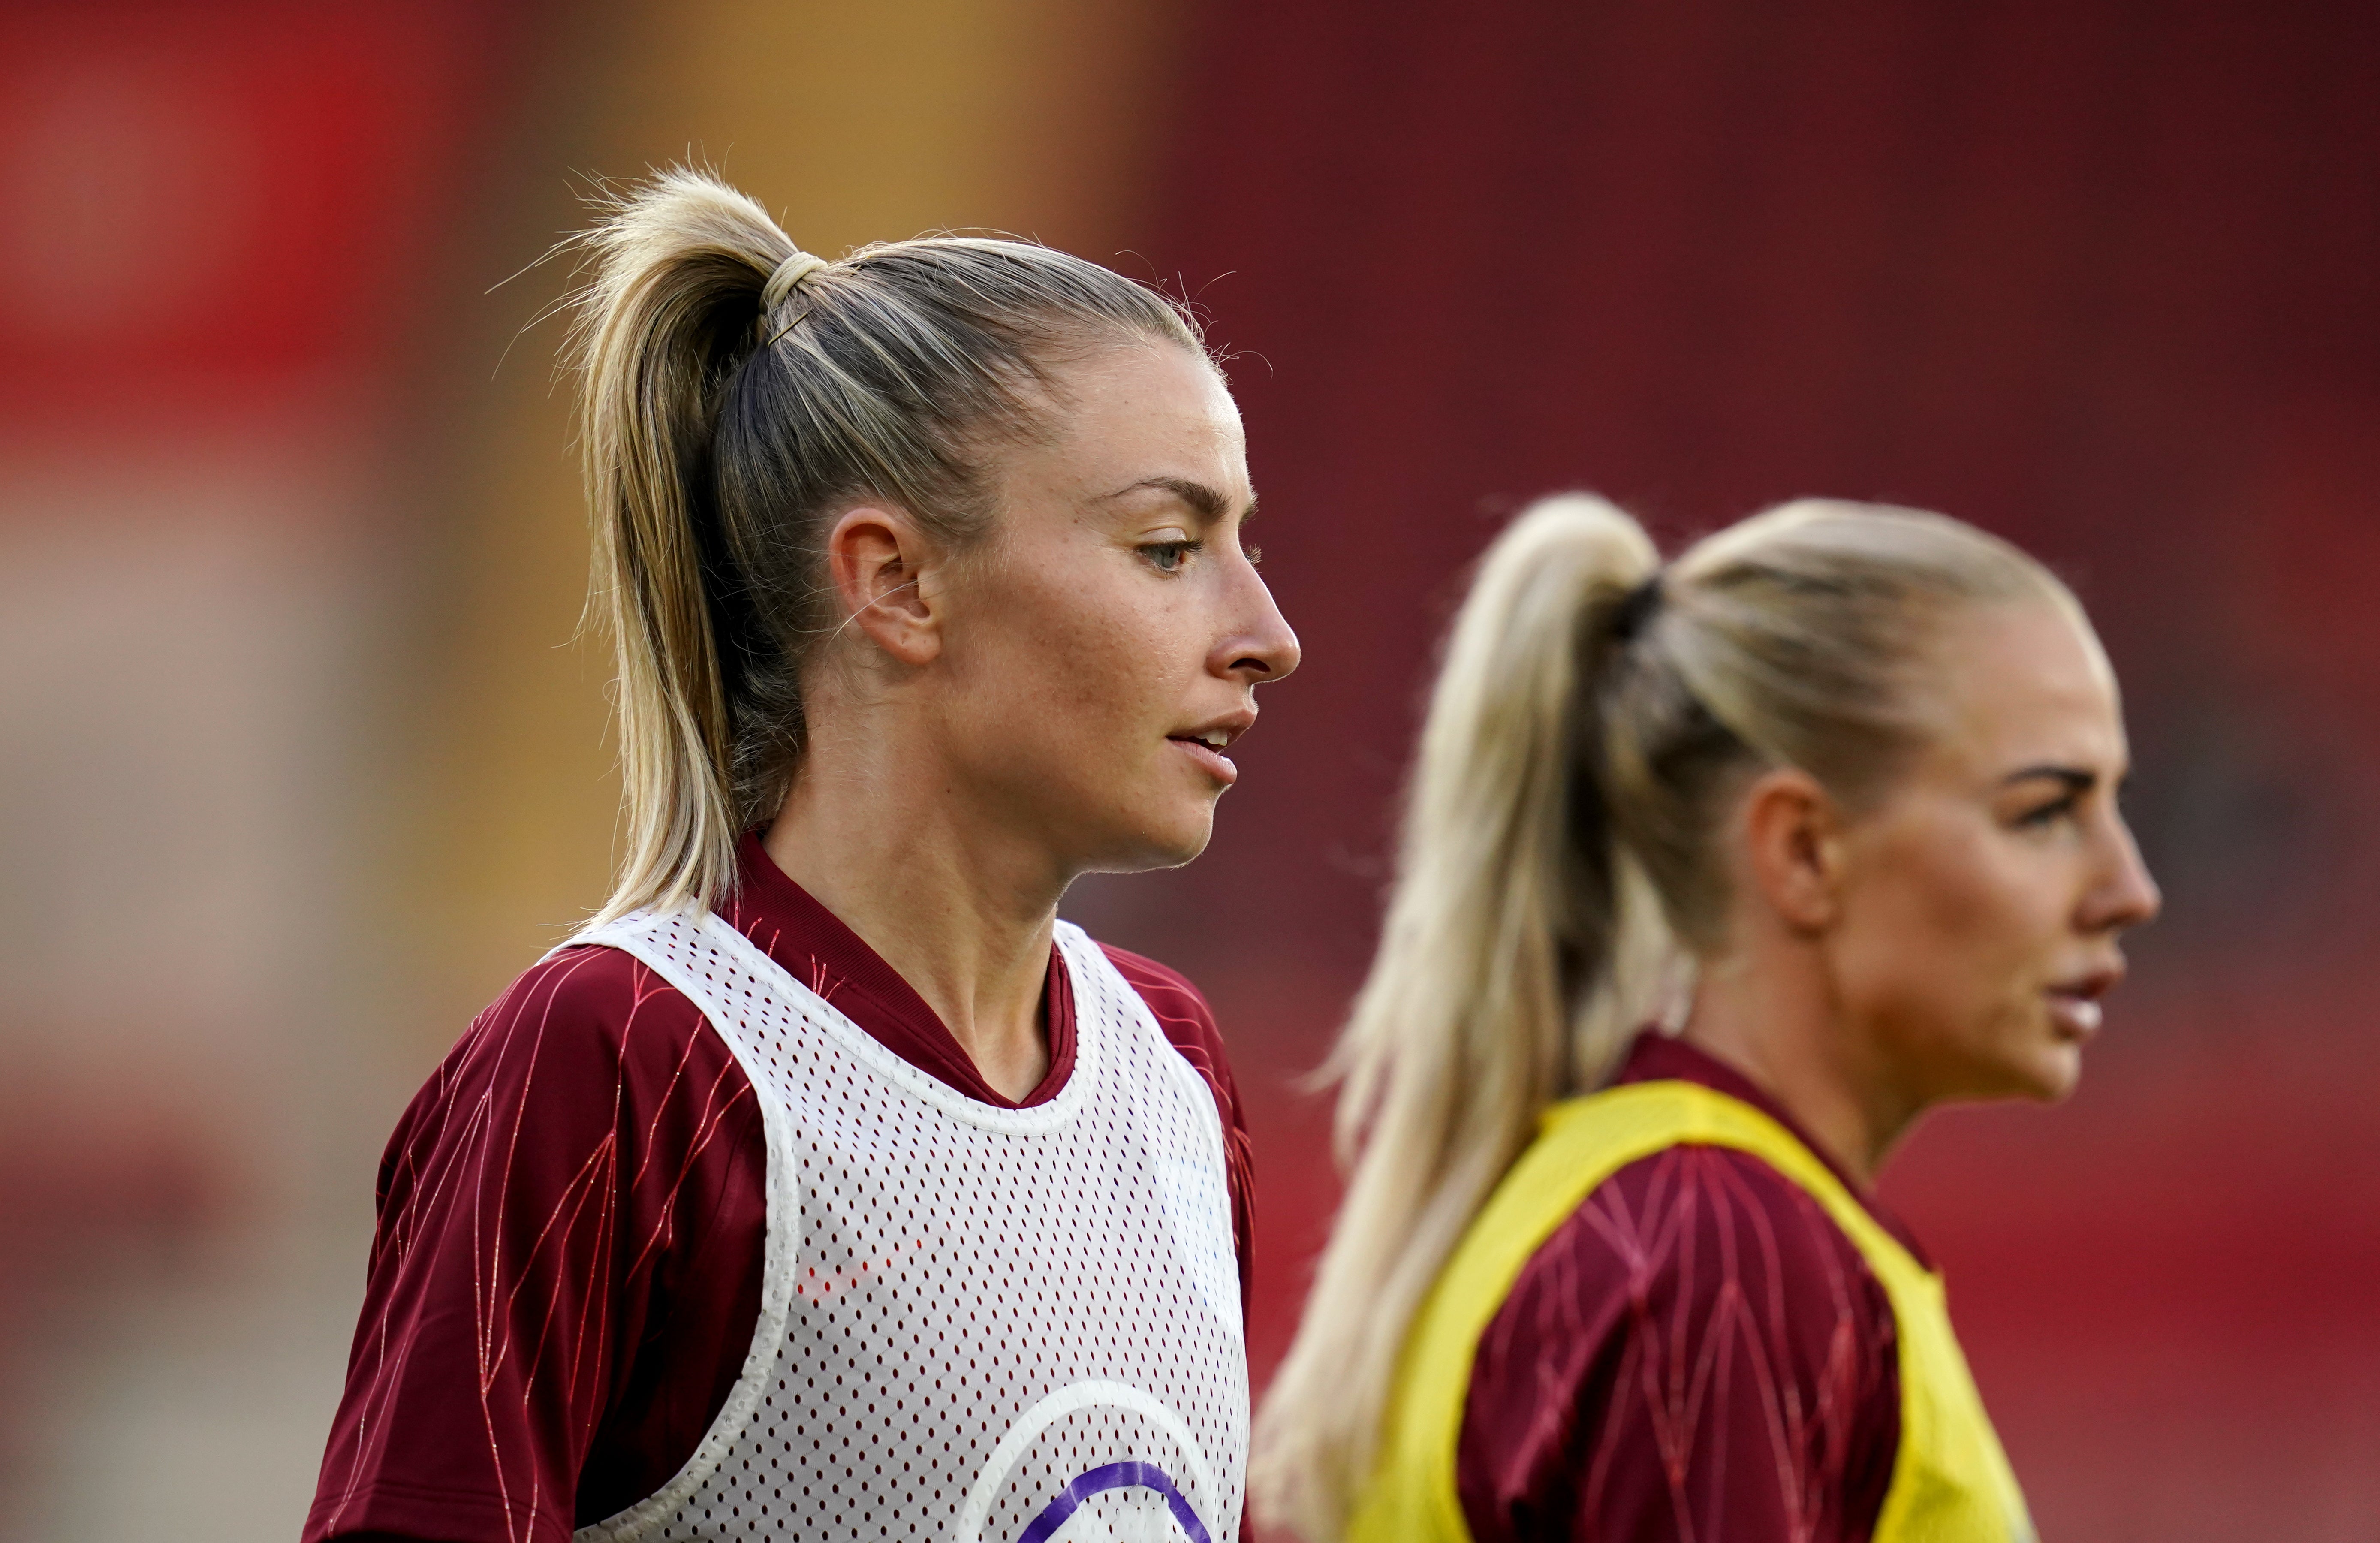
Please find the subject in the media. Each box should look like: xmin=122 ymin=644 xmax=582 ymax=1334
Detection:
xmin=1348 ymin=1080 xmax=2033 ymax=1543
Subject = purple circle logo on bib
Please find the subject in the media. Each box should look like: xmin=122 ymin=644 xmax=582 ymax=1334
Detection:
xmin=1017 ymin=1462 xmax=1211 ymax=1543
xmin=958 ymin=1381 xmax=1228 ymax=1543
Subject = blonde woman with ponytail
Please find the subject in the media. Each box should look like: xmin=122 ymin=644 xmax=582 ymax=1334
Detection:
xmin=309 ymin=170 xmax=1295 ymax=1543
xmin=1255 ymin=496 xmax=2159 ymax=1543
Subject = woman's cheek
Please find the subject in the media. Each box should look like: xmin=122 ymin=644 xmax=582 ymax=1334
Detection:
xmin=1869 ymin=826 xmax=2017 ymax=1077
xmin=1943 ymin=854 xmax=2074 ymax=1093
xmin=1832 ymin=884 xmax=1947 ymax=1049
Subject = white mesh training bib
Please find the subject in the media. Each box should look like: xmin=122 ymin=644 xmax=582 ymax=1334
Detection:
xmin=567 ymin=908 xmax=1248 ymax=1543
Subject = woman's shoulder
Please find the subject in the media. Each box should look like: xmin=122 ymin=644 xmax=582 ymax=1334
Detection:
xmin=1588 ymin=1140 xmax=1886 ymax=1305
xmin=455 ymin=941 xmax=710 ymax=1064
xmin=1094 ymin=943 xmax=1236 ymax=1091
xmin=330 ymin=939 xmax=768 ymax=1543
xmin=1096 ymin=942 xmax=1215 ymax=1025
xmin=1485 ymin=1140 xmax=1894 ymax=1357
xmin=392 ymin=942 xmax=739 ymax=1170
xmin=1460 ymin=1141 xmax=1902 ymax=1540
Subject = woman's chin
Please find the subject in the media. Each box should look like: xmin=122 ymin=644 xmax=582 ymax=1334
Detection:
xmin=1138 ymin=814 xmax=1216 ymax=870
xmin=1938 ymin=1028 xmax=2084 ymax=1106
xmin=1077 ymin=805 xmax=1216 ymax=875
xmin=2009 ymin=1039 xmax=2085 ymax=1103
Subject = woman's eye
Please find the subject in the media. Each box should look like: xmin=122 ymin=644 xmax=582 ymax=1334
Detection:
xmin=2014 ymin=797 xmax=2077 ymax=829
xmin=1141 ymin=540 xmax=1199 ymax=573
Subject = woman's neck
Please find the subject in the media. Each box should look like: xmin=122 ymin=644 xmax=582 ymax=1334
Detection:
xmin=1676 ymin=948 xmax=1923 ymax=1187
xmin=761 ymin=729 xmax=1065 ymax=1102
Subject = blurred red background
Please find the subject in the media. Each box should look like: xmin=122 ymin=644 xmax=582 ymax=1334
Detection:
xmin=0 ymin=2 xmax=2371 ymax=1537
xmin=1113 ymin=9 xmax=2380 ymax=1538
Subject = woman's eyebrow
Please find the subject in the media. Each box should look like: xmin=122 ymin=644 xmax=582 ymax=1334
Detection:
xmin=1097 ymin=475 xmax=1257 ymax=522
xmin=2001 ymin=765 xmax=2097 ymax=793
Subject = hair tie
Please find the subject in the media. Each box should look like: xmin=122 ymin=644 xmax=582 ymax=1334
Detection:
xmin=1610 ymin=571 xmax=1666 ymax=642
xmin=760 ymin=250 xmax=830 ymax=313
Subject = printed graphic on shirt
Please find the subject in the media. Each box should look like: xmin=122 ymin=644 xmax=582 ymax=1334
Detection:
xmin=958 ymin=1381 xmax=1221 ymax=1543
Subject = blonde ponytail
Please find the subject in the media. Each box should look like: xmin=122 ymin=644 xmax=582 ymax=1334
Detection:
xmin=1252 ymin=495 xmax=1678 ymax=1539
xmin=565 ymin=169 xmax=1204 ymax=923
xmin=1254 ymin=492 xmax=2077 ymax=1539
xmin=575 ymin=171 xmax=792 ymax=920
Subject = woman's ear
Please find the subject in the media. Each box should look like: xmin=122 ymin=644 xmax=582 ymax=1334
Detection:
xmin=825 ymin=503 xmax=942 ymax=665
xmin=1738 ymin=766 xmax=1846 ymax=934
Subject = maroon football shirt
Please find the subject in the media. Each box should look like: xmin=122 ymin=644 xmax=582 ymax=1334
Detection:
xmin=306 ymin=833 xmax=1253 ymax=1543
xmin=1457 ymin=1033 xmax=1926 ymax=1543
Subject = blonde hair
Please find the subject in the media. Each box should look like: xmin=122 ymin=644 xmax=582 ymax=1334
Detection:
xmin=568 ymin=168 xmax=1204 ymax=923
xmin=1251 ymin=493 xmax=2075 ymax=1540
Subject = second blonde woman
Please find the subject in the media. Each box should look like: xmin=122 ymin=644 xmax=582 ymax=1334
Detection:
xmin=1256 ymin=495 xmax=2156 ymax=1543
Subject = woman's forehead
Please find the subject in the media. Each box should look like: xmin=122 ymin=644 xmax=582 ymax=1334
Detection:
xmin=1926 ymin=602 xmax=2126 ymax=775
xmin=1033 ymin=347 xmax=1250 ymax=506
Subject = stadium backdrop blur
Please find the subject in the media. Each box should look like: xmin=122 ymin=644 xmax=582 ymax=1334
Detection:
xmin=1 ymin=1 xmax=2374 ymax=1538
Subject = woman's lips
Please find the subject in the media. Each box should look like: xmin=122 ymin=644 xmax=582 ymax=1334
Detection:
xmin=2045 ymin=964 xmax=2121 ymax=1040
xmin=1168 ymin=735 xmax=1238 ymax=785
xmin=2045 ymin=990 xmax=2104 ymax=1039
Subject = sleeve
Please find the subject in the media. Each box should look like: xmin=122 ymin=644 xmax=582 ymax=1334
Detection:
xmin=304 ymin=946 xmax=762 ymax=1543
xmin=1457 ymin=1145 xmax=1903 ymax=1543
xmin=1098 ymin=944 xmax=1256 ymax=1333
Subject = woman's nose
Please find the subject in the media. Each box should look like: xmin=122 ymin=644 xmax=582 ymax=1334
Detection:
xmin=2086 ymin=815 xmax=2162 ymax=933
xmin=1221 ymin=565 xmax=1300 ymax=682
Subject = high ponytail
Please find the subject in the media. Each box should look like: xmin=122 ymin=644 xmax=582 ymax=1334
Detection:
xmin=1253 ymin=491 xmax=2079 ymax=1539
xmin=1252 ymin=495 xmax=1675 ymax=1539
xmin=575 ymin=171 xmax=793 ymax=922
xmin=566 ymin=168 xmax=1205 ymax=923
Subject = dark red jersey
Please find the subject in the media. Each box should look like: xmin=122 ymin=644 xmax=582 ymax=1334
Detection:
xmin=1457 ymin=1033 xmax=1926 ymax=1543
xmin=306 ymin=833 xmax=1252 ymax=1543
